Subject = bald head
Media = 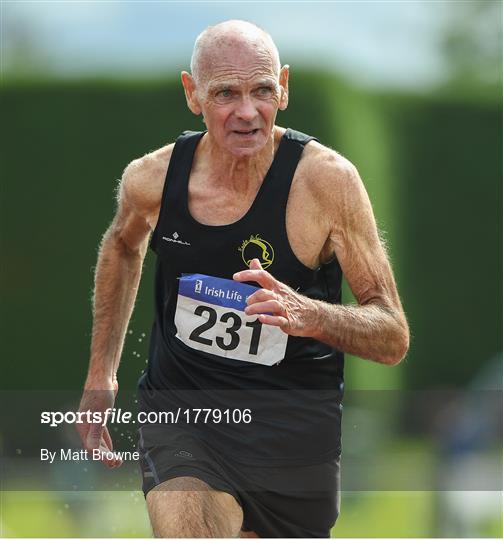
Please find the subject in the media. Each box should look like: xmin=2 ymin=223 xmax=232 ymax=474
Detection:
xmin=190 ymin=20 xmax=281 ymax=86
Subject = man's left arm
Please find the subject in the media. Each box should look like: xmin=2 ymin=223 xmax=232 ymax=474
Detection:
xmin=234 ymin=158 xmax=409 ymax=366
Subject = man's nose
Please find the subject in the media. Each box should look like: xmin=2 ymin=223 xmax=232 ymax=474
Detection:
xmin=235 ymin=96 xmax=258 ymax=122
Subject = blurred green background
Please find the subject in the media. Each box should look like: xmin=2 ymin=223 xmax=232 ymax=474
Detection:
xmin=1 ymin=1 xmax=502 ymax=538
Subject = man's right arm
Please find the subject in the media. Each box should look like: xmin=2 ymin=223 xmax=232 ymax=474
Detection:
xmin=85 ymin=164 xmax=152 ymax=388
xmin=78 ymin=155 xmax=162 ymax=465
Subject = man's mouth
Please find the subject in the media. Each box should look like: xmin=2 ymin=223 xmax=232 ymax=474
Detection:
xmin=233 ymin=129 xmax=259 ymax=136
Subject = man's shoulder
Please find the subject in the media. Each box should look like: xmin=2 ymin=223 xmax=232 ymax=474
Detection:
xmin=298 ymin=136 xmax=358 ymax=195
xmin=301 ymin=138 xmax=355 ymax=176
xmin=119 ymin=143 xmax=175 ymax=214
xmin=123 ymin=143 xmax=175 ymax=190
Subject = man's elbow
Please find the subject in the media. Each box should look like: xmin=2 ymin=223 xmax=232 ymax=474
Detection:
xmin=383 ymin=324 xmax=410 ymax=366
xmin=105 ymin=226 xmax=147 ymax=261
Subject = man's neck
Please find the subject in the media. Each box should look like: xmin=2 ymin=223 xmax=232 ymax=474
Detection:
xmin=196 ymin=128 xmax=280 ymax=192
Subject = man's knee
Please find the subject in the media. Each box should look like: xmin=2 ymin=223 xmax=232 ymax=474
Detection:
xmin=146 ymin=476 xmax=243 ymax=538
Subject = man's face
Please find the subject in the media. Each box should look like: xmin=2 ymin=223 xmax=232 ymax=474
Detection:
xmin=191 ymin=45 xmax=287 ymax=158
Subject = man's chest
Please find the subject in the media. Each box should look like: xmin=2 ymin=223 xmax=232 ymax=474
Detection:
xmin=186 ymin=171 xmax=331 ymax=270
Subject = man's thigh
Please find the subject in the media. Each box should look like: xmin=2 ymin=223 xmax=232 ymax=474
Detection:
xmin=146 ymin=475 xmax=243 ymax=538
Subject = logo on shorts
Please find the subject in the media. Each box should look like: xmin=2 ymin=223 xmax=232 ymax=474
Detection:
xmin=174 ymin=450 xmax=194 ymax=459
xmin=238 ymin=234 xmax=275 ymax=269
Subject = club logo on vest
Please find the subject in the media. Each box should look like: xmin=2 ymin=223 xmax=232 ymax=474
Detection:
xmin=238 ymin=234 xmax=275 ymax=269
xmin=162 ymin=231 xmax=191 ymax=246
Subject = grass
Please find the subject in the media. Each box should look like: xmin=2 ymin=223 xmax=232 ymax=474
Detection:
xmin=3 ymin=489 xmax=501 ymax=538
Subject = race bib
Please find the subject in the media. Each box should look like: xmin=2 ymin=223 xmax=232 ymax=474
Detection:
xmin=174 ymin=273 xmax=288 ymax=366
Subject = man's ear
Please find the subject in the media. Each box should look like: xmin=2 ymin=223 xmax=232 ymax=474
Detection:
xmin=278 ymin=65 xmax=289 ymax=111
xmin=181 ymin=71 xmax=202 ymax=115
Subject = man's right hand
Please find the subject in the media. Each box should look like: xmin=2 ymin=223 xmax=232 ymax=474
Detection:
xmin=77 ymin=377 xmax=122 ymax=468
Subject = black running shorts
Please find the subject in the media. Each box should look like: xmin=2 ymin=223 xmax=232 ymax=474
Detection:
xmin=138 ymin=425 xmax=341 ymax=538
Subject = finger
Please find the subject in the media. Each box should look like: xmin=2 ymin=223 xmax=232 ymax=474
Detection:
xmin=97 ymin=439 xmax=122 ymax=468
xmin=103 ymin=426 xmax=113 ymax=451
xmin=85 ymin=424 xmax=118 ymax=467
xmin=249 ymin=258 xmax=263 ymax=270
xmin=98 ymin=442 xmax=114 ymax=467
xmin=86 ymin=423 xmax=104 ymax=451
xmin=246 ymin=288 xmax=276 ymax=305
xmin=245 ymin=300 xmax=283 ymax=316
xmin=101 ymin=431 xmax=122 ymax=468
xmin=233 ymin=269 xmax=274 ymax=288
xmin=257 ymin=313 xmax=289 ymax=328
xmin=96 ymin=444 xmax=116 ymax=468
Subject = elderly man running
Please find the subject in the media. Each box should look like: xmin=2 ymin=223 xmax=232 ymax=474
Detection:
xmin=78 ymin=19 xmax=409 ymax=538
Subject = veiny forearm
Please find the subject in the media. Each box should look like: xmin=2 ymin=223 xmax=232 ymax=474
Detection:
xmin=312 ymin=300 xmax=409 ymax=365
xmin=86 ymin=228 xmax=146 ymax=385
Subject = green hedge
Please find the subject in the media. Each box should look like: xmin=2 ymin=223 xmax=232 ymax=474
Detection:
xmin=1 ymin=74 xmax=500 ymax=391
xmin=386 ymin=94 xmax=502 ymax=388
xmin=0 ymin=73 xmax=335 ymax=390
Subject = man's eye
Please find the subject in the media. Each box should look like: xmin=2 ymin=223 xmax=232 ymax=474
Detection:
xmin=217 ymin=89 xmax=232 ymax=98
xmin=256 ymin=86 xmax=273 ymax=96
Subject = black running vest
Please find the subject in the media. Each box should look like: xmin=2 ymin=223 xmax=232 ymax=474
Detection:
xmin=138 ymin=129 xmax=345 ymax=465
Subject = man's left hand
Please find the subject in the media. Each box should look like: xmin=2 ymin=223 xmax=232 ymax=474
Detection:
xmin=233 ymin=259 xmax=319 ymax=337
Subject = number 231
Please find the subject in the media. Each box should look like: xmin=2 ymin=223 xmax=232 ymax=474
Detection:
xmin=189 ymin=306 xmax=262 ymax=355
